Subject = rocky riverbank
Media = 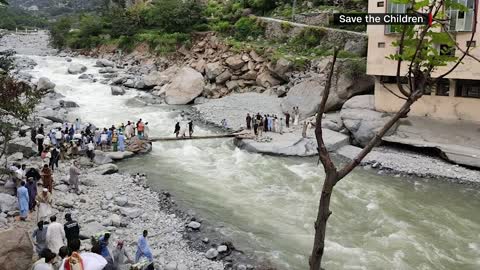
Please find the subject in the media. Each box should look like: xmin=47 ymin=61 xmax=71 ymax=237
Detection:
xmin=192 ymin=92 xmax=480 ymax=186
xmin=0 ymin=41 xmax=268 ymax=269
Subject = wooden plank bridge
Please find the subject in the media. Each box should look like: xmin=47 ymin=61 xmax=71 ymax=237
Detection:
xmin=148 ymin=132 xmax=254 ymax=142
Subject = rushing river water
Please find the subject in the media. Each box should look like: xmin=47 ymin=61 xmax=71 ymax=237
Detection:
xmin=28 ymin=55 xmax=480 ymax=270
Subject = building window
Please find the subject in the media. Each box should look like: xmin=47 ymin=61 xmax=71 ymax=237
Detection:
xmin=378 ymin=42 xmax=386 ymax=48
xmin=466 ymin=40 xmax=476 ymax=47
xmin=456 ymin=80 xmax=480 ymax=98
xmin=436 ymin=79 xmax=450 ymax=96
xmin=448 ymin=0 xmax=475 ymax=32
xmin=385 ymin=1 xmax=408 ymax=34
xmin=439 ymin=44 xmax=455 ymax=56
xmin=380 ymin=76 xmax=408 ymax=84
xmin=377 ymin=1 xmax=384 ymax=7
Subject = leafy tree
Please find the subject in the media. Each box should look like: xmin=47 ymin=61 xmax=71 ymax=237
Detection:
xmin=103 ymin=6 xmax=145 ymax=38
xmin=309 ymin=0 xmax=479 ymax=269
xmin=247 ymin=0 xmax=280 ymax=14
xmin=143 ymin=0 xmax=206 ymax=33
xmin=50 ymin=17 xmax=73 ymax=48
xmin=0 ymin=75 xmax=45 ymax=163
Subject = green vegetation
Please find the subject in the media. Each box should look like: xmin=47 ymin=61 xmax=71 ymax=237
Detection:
xmin=280 ymin=21 xmax=293 ymax=32
xmin=344 ymin=58 xmax=366 ymax=80
xmin=233 ymin=17 xmax=265 ymax=40
xmin=0 ymin=7 xmax=48 ymax=30
xmin=290 ymin=28 xmax=327 ymax=49
xmin=0 ymin=50 xmax=45 ymax=162
xmin=50 ymin=0 xmax=202 ymax=53
xmin=49 ymin=0 xmax=362 ymax=68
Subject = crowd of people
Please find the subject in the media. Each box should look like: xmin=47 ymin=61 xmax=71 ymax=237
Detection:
xmin=32 ymin=118 xmax=151 ymax=165
xmin=10 ymin=165 xmax=155 ymax=270
xmin=6 ymin=117 xmax=156 ymax=270
xmin=30 ymin=213 xmax=154 ymax=270
xmin=245 ymin=106 xmax=301 ymax=137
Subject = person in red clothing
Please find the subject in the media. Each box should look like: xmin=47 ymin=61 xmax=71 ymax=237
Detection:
xmin=137 ymin=119 xmax=145 ymax=139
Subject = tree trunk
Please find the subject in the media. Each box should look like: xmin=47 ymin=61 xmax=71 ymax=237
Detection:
xmin=309 ymin=170 xmax=337 ymax=270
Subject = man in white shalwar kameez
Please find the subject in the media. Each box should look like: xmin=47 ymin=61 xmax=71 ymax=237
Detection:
xmin=36 ymin=188 xmax=53 ymax=222
xmin=46 ymin=215 xmax=66 ymax=254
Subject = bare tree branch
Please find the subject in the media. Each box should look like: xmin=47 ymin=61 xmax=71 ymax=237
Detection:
xmin=381 ymin=82 xmax=409 ymax=100
xmin=314 ymin=48 xmax=340 ymax=173
xmin=437 ymin=23 xmax=480 ymax=62
xmin=396 ymin=25 xmax=412 ymax=98
xmin=336 ymin=97 xmax=416 ymax=181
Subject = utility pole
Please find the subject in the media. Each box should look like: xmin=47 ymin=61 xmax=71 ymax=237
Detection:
xmin=292 ymin=0 xmax=297 ymax=22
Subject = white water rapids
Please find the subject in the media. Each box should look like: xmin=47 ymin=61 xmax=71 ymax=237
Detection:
xmin=28 ymin=55 xmax=480 ymax=270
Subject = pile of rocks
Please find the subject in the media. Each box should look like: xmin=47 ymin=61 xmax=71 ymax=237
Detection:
xmin=183 ymin=33 xmax=293 ymax=99
xmin=103 ymin=33 xmax=295 ymax=104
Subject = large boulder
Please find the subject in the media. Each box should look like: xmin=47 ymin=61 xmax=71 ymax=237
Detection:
xmin=256 ymin=71 xmax=281 ymax=88
xmin=59 ymin=100 xmax=79 ymax=108
xmin=0 ymin=193 xmax=17 ymax=213
xmin=340 ymin=95 xmax=397 ymax=147
xmin=127 ymin=137 xmax=152 ymax=154
xmin=0 ymin=229 xmax=34 ymax=270
xmin=37 ymin=107 xmax=67 ymax=123
xmin=6 ymin=136 xmax=37 ymax=157
xmin=106 ymin=151 xmax=134 ymax=160
xmin=205 ymin=62 xmax=224 ymax=80
xmin=143 ymin=65 xmax=179 ymax=88
xmin=164 ymin=67 xmax=205 ymax=105
xmin=281 ymin=59 xmax=374 ymax=119
xmin=268 ymin=58 xmax=293 ymax=81
xmin=234 ymin=130 xmax=349 ymax=156
xmin=215 ymin=70 xmax=232 ymax=84
xmin=225 ymin=55 xmax=245 ymax=70
xmin=68 ymin=63 xmax=87 ymax=74
xmin=111 ymin=86 xmax=126 ymax=96
xmin=95 ymin=59 xmax=115 ymax=67
xmin=37 ymin=77 xmax=55 ymax=91
xmin=93 ymin=150 xmax=113 ymax=165
xmin=88 ymin=164 xmax=119 ymax=175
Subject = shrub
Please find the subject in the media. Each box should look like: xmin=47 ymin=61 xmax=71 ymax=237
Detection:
xmin=289 ymin=28 xmax=326 ymax=49
xmin=344 ymin=58 xmax=366 ymax=80
xmin=134 ymin=31 xmax=191 ymax=55
xmin=247 ymin=0 xmax=278 ymax=14
xmin=211 ymin=21 xmax=232 ymax=34
xmin=280 ymin=22 xmax=293 ymax=32
xmin=234 ymin=17 xmax=265 ymax=40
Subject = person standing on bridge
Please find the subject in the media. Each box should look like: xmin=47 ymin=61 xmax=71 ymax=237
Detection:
xmin=174 ymin=122 xmax=180 ymax=138
xmin=246 ymin=113 xmax=252 ymax=130
xmin=137 ymin=119 xmax=145 ymax=139
xmin=144 ymin=122 xmax=150 ymax=140
xmin=188 ymin=120 xmax=194 ymax=138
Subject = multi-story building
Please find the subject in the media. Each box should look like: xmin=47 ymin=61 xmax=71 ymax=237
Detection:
xmin=367 ymin=0 xmax=480 ymax=122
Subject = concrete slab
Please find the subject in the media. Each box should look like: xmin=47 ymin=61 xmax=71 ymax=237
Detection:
xmin=335 ymin=145 xmax=480 ymax=184
xmin=383 ymin=116 xmax=480 ymax=168
xmin=234 ymin=129 xmax=349 ymax=156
